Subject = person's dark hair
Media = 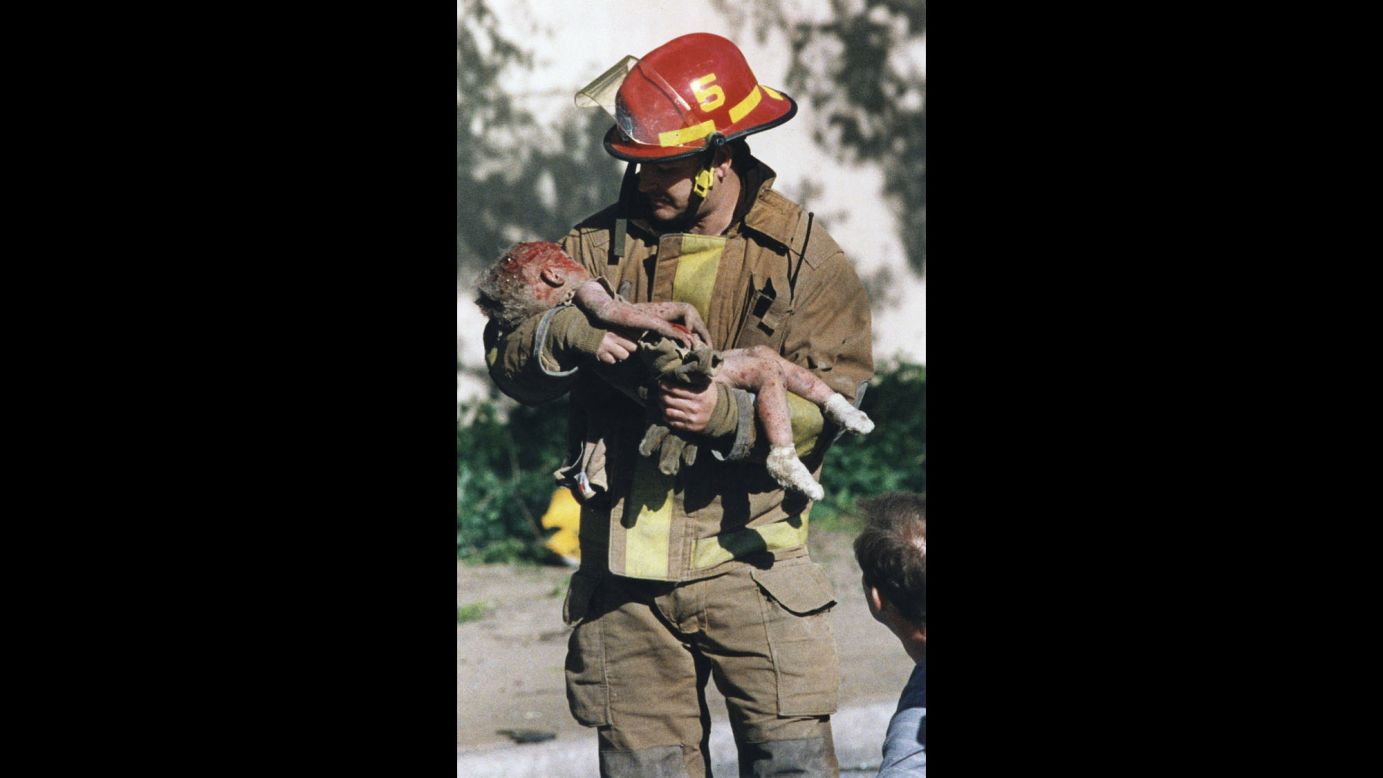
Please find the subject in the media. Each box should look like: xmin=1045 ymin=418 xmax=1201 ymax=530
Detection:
xmin=729 ymin=138 xmax=751 ymax=170
xmin=853 ymin=492 xmax=926 ymax=626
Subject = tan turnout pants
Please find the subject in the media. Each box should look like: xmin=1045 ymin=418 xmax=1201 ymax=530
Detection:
xmin=563 ymin=558 xmax=841 ymax=777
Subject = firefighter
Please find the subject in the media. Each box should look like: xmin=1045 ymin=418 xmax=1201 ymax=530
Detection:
xmin=483 ymin=32 xmax=874 ymax=777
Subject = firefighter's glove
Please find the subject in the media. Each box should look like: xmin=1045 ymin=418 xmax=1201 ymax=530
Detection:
xmin=638 ymin=422 xmax=699 ymax=476
xmin=701 ymin=382 xmax=745 ymax=440
xmin=638 ymin=337 xmax=722 ymax=383
xmin=635 ymin=339 xmax=723 ymax=474
xmin=665 ymin=347 xmax=722 ymax=385
xmin=638 ymin=333 xmax=686 ymax=376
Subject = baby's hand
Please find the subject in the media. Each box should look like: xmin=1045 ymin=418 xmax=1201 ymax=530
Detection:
xmin=595 ymin=331 xmax=638 ymax=364
xmin=679 ymin=307 xmax=713 ymax=349
xmin=661 ymin=322 xmax=696 ymax=350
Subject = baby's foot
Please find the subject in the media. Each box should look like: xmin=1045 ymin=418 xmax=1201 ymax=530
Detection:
xmin=824 ymin=393 xmax=874 ymax=435
xmin=766 ymin=445 xmax=825 ymax=501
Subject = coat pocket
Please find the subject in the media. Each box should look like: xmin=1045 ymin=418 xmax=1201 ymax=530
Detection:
xmin=751 ymin=560 xmax=840 ymax=716
xmin=562 ymin=570 xmax=600 ymax=626
xmin=733 ymin=275 xmax=793 ymax=351
xmin=562 ymin=571 xmax=610 ymax=726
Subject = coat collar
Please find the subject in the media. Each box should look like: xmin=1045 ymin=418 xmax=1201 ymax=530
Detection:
xmin=624 ymin=155 xmax=798 ymax=251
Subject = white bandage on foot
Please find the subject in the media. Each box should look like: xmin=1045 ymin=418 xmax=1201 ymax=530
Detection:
xmin=824 ymin=392 xmax=875 ymax=435
xmin=765 ymin=445 xmax=825 ymax=501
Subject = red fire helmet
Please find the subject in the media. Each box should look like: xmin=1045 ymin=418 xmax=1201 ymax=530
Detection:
xmin=576 ymin=33 xmax=798 ymax=162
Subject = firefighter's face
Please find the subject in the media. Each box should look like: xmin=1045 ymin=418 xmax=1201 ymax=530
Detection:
xmin=636 ymin=157 xmax=702 ymax=222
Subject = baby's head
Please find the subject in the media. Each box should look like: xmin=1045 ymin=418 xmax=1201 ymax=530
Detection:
xmin=475 ymin=241 xmax=591 ymax=329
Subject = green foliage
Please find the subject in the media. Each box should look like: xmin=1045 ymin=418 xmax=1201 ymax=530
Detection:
xmin=812 ymin=359 xmax=926 ymax=522
xmin=456 ymin=397 xmax=570 ymax=563
xmin=456 ymin=362 xmax=925 ymax=561
xmin=713 ymin=0 xmax=927 ymax=275
xmin=456 ymin=1 xmax=624 ymax=277
xmin=457 ymin=0 xmax=924 ymax=278
xmin=457 ymin=602 xmax=493 ymax=624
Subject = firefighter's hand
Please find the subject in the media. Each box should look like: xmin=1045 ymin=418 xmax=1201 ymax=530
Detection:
xmin=657 ymin=379 xmax=717 ymax=433
xmin=595 ymin=331 xmax=639 ymax=364
xmin=638 ymin=423 xmax=698 ymax=475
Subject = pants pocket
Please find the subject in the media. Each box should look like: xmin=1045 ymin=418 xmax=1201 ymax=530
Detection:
xmin=563 ymin=571 xmax=611 ymax=726
xmin=751 ymin=561 xmax=840 ymax=716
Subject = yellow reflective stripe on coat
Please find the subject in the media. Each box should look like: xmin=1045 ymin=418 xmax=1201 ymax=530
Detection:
xmin=788 ymin=392 xmax=824 ymax=457
xmin=622 ymin=463 xmax=676 ymax=578
xmin=621 ymin=235 xmax=727 ymax=580
xmin=691 ymin=515 xmax=810 ymax=570
xmin=670 ymin=235 xmax=724 ymax=316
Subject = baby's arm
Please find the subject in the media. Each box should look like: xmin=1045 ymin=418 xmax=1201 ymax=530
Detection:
xmin=631 ymin=301 xmax=711 ymax=347
xmin=572 ymin=280 xmax=707 ymax=348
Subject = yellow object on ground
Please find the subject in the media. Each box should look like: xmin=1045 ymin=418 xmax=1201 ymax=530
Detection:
xmin=540 ymin=488 xmax=582 ymax=566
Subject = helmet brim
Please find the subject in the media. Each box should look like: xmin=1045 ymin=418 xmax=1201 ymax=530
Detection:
xmin=602 ymin=88 xmax=798 ymax=162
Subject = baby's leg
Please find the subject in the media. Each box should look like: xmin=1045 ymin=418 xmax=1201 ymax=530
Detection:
xmin=717 ymin=349 xmax=796 ymax=448
xmin=768 ymin=350 xmax=875 ymax=435
xmin=717 ymin=349 xmax=824 ymax=501
xmin=740 ymin=347 xmax=875 ymax=436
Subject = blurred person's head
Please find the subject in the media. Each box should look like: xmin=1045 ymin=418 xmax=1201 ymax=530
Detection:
xmin=853 ymin=492 xmax=926 ymax=661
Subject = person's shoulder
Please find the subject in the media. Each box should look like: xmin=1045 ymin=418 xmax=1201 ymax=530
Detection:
xmin=797 ymin=214 xmax=846 ymax=271
xmin=903 ymin=660 xmax=926 ymax=708
xmin=742 ymin=186 xmax=802 ymax=251
xmin=743 ymin=185 xmax=846 ymax=272
xmin=563 ymin=203 xmax=622 ymax=270
xmin=569 ymin=202 xmax=621 ymax=239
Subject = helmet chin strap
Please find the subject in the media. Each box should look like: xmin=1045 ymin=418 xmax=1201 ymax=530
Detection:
xmin=618 ymin=161 xmax=640 ymax=213
xmin=629 ymin=134 xmax=727 ymax=233
xmin=692 ymin=167 xmax=716 ymax=199
xmin=687 ymin=132 xmax=727 ymax=210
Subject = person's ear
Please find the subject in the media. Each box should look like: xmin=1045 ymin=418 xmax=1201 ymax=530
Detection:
xmin=864 ymin=583 xmax=886 ymax=621
xmin=714 ymin=147 xmax=733 ymax=180
xmin=539 ymin=265 xmax=565 ymax=287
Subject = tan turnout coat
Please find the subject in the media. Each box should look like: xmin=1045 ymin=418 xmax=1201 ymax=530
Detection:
xmin=484 ymin=156 xmax=873 ymax=581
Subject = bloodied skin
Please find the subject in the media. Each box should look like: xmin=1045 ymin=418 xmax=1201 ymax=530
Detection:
xmin=476 ymin=241 xmax=875 ymax=499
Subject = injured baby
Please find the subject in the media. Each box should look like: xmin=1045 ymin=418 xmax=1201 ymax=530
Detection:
xmin=475 ymin=241 xmax=873 ymax=500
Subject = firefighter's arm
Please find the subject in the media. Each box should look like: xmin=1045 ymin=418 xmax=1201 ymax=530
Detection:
xmin=697 ymin=249 xmax=874 ymax=463
xmin=484 ymin=306 xmax=651 ymax=406
xmin=667 ymin=382 xmax=820 ymax=463
xmin=777 ymin=248 xmax=875 ymax=459
xmin=483 ymin=306 xmax=602 ymax=405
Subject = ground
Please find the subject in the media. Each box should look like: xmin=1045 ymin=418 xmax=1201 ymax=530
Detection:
xmin=456 ymin=525 xmax=915 ymax=751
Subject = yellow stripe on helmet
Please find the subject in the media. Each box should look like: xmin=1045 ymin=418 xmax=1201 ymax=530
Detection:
xmin=658 ymin=120 xmax=717 ymax=147
xmin=655 ymin=84 xmax=781 ymax=147
xmin=728 ymin=85 xmax=762 ymax=124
